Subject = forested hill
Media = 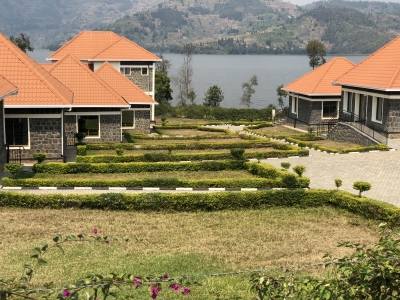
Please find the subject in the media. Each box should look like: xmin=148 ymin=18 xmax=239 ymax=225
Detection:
xmin=103 ymin=0 xmax=399 ymax=55
xmin=0 ymin=0 xmax=168 ymax=48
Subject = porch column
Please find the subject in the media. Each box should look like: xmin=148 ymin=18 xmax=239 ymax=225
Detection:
xmin=151 ymin=104 xmax=155 ymax=121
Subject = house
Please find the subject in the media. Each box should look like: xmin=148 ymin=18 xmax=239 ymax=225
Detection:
xmin=0 ymin=75 xmax=18 ymax=169
xmin=332 ymin=35 xmax=400 ymax=140
xmin=0 ymin=32 xmax=74 ymax=160
xmin=284 ymin=57 xmax=355 ymax=130
xmin=47 ymin=31 xmax=161 ymax=122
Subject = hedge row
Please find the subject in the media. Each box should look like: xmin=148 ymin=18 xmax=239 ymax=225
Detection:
xmin=285 ymin=137 xmax=339 ymax=153
xmin=342 ymin=144 xmax=389 ymax=153
xmin=125 ymin=133 xmax=234 ymax=140
xmin=76 ymin=149 xmax=309 ymax=163
xmin=244 ymin=123 xmax=274 ymax=130
xmin=32 ymin=160 xmax=246 ymax=174
xmin=2 ymin=177 xmax=284 ymax=188
xmin=0 ymin=190 xmax=398 ymax=225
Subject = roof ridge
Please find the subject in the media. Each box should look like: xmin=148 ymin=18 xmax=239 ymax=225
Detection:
xmin=388 ymin=63 xmax=400 ymax=88
xmin=95 ymin=62 xmax=157 ymax=103
xmin=310 ymin=59 xmax=336 ymax=94
xmin=0 ymin=33 xmax=73 ymax=106
xmin=47 ymin=31 xmax=85 ymax=60
xmin=50 ymin=53 xmax=129 ymax=106
xmin=91 ymin=36 xmax=124 ymax=58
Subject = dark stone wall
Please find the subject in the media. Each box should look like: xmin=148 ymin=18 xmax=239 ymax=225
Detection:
xmin=0 ymin=101 xmax=6 ymax=170
xmin=123 ymin=110 xmax=151 ymax=134
xmin=328 ymin=122 xmax=378 ymax=146
xmin=125 ymin=68 xmax=153 ymax=93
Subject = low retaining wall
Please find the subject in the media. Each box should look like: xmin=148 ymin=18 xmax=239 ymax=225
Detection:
xmin=327 ymin=122 xmax=378 ymax=146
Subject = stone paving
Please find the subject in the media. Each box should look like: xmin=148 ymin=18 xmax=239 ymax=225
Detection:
xmin=2 ymin=125 xmax=400 ymax=207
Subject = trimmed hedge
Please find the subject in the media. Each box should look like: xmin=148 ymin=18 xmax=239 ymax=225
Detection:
xmin=2 ymin=177 xmax=283 ymax=188
xmin=342 ymin=144 xmax=389 ymax=153
xmin=75 ymin=149 xmax=309 ymax=163
xmin=285 ymin=137 xmax=339 ymax=153
xmin=244 ymin=123 xmax=274 ymax=130
xmin=32 ymin=160 xmax=246 ymax=174
xmin=0 ymin=190 xmax=399 ymax=225
xmin=125 ymin=133 xmax=234 ymax=140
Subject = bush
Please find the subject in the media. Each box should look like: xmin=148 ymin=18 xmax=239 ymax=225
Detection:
xmin=281 ymin=162 xmax=291 ymax=171
xmin=230 ymin=148 xmax=245 ymax=160
xmin=4 ymin=163 xmax=22 ymax=178
xmin=335 ymin=179 xmax=342 ymax=189
xmin=33 ymin=152 xmax=46 ymax=163
xmin=293 ymin=165 xmax=306 ymax=177
xmin=75 ymin=132 xmax=86 ymax=144
xmin=281 ymin=173 xmax=299 ymax=188
xmin=115 ymin=148 xmax=124 ymax=156
xmin=76 ymin=145 xmax=87 ymax=156
xmin=342 ymin=144 xmax=389 ymax=153
xmin=353 ymin=181 xmax=372 ymax=197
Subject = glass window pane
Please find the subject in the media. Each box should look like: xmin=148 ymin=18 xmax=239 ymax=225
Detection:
xmin=5 ymin=118 xmax=29 ymax=145
xmin=78 ymin=116 xmax=99 ymax=136
xmin=323 ymin=101 xmax=338 ymax=118
xmin=122 ymin=111 xmax=134 ymax=127
xmin=376 ymin=98 xmax=383 ymax=121
xmin=142 ymin=68 xmax=148 ymax=75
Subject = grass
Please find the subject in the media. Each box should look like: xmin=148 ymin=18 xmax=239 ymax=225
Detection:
xmin=155 ymin=129 xmax=225 ymax=136
xmin=155 ymin=117 xmax=212 ymax=125
xmin=306 ymin=139 xmax=361 ymax=151
xmin=251 ymin=126 xmax=305 ymax=136
xmin=127 ymin=137 xmax=242 ymax=145
xmin=18 ymin=170 xmax=255 ymax=180
xmin=0 ymin=207 xmax=380 ymax=299
xmin=86 ymin=148 xmax=275 ymax=155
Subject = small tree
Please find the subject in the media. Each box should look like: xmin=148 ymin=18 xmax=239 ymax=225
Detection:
xmin=155 ymin=71 xmax=173 ymax=105
xmin=173 ymin=44 xmax=195 ymax=106
xmin=335 ymin=179 xmax=342 ymax=190
xmin=75 ymin=132 xmax=86 ymax=144
xmin=276 ymin=84 xmax=288 ymax=109
xmin=281 ymin=162 xmax=291 ymax=171
xmin=306 ymin=40 xmax=326 ymax=69
xmin=203 ymin=85 xmax=224 ymax=107
xmin=281 ymin=173 xmax=298 ymax=188
xmin=4 ymin=163 xmax=22 ymax=179
xmin=353 ymin=181 xmax=371 ymax=197
xmin=240 ymin=75 xmax=258 ymax=107
xmin=230 ymin=148 xmax=245 ymax=160
xmin=33 ymin=152 xmax=46 ymax=164
xmin=293 ymin=165 xmax=306 ymax=177
xmin=9 ymin=33 xmax=34 ymax=53
xmin=115 ymin=148 xmax=124 ymax=156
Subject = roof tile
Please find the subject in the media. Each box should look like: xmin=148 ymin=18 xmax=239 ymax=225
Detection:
xmin=284 ymin=57 xmax=355 ymax=96
xmin=95 ymin=62 xmax=157 ymax=104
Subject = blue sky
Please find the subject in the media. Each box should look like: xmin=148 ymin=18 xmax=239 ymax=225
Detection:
xmin=287 ymin=0 xmax=400 ymax=5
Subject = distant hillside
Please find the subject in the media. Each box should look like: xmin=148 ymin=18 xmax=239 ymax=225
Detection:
xmin=0 ymin=0 xmax=168 ymax=48
xmin=103 ymin=0 xmax=399 ymax=54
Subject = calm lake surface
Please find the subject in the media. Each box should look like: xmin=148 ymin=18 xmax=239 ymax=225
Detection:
xmin=30 ymin=50 xmax=366 ymax=109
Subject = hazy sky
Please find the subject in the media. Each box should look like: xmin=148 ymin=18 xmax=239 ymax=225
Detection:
xmin=287 ymin=0 xmax=400 ymax=5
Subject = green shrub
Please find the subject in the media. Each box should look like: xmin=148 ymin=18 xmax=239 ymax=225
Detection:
xmin=33 ymin=152 xmax=46 ymax=164
xmin=4 ymin=163 xmax=22 ymax=178
xmin=166 ymin=144 xmax=176 ymax=154
xmin=76 ymin=145 xmax=87 ymax=156
xmin=281 ymin=173 xmax=299 ymax=188
xmin=230 ymin=148 xmax=245 ymax=160
xmin=75 ymin=132 xmax=86 ymax=144
xmin=335 ymin=179 xmax=342 ymax=189
xmin=342 ymin=144 xmax=389 ymax=153
xmin=353 ymin=181 xmax=372 ymax=198
xmin=281 ymin=162 xmax=291 ymax=171
xmin=293 ymin=165 xmax=306 ymax=177
xmin=115 ymin=148 xmax=124 ymax=156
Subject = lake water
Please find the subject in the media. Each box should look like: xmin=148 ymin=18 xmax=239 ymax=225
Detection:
xmin=30 ymin=50 xmax=366 ymax=109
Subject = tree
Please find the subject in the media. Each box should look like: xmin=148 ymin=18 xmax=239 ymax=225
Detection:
xmin=173 ymin=44 xmax=195 ymax=106
xmin=276 ymin=84 xmax=288 ymax=109
xmin=156 ymin=54 xmax=171 ymax=73
xmin=306 ymin=40 xmax=326 ymax=69
xmin=9 ymin=33 xmax=34 ymax=53
xmin=240 ymin=75 xmax=258 ymax=107
xmin=203 ymin=85 xmax=224 ymax=107
xmin=155 ymin=71 xmax=173 ymax=105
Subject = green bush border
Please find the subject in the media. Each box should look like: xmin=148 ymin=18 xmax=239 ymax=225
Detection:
xmin=0 ymin=190 xmax=398 ymax=225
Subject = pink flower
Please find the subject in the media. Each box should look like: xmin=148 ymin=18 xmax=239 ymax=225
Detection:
xmin=150 ymin=286 xmax=162 ymax=299
xmin=170 ymin=284 xmax=181 ymax=291
xmin=163 ymin=274 xmax=168 ymax=279
xmin=62 ymin=290 xmax=70 ymax=297
xmin=182 ymin=288 xmax=191 ymax=295
xmin=93 ymin=228 xmax=98 ymax=234
xmin=134 ymin=277 xmax=141 ymax=289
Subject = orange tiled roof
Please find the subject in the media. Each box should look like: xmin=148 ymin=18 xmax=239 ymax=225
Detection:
xmin=48 ymin=53 xmax=129 ymax=107
xmin=0 ymin=32 xmax=73 ymax=107
xmin=95 ymin=62 xmax=157 ymax=104
xmin=91 ymin=37 xmax=161 ymax=61
xmin=40 ymin=64 xmax=53 ymax=71
xmin=333 ymin=36 xmax=400 ymax=91
xmin=48 ymin=31 xmax=120 ymax=61
xmin=0 ymin=75 xmax=18 ymax=99
xmin=284 ymin=57 xmax=355 ymax=96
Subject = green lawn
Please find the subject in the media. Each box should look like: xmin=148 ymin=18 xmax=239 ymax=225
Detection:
xmin=0 ymin=207 xmax=380 ymax=299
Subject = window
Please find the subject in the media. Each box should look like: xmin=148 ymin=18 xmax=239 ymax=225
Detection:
xmin=291 ymin=96 xmax=298 ymax=114
xmin=142 ymin=67 xmax=148 ymax=75
xmin=78 ymin=115 xmax=99 ymax=137
xmin=376 ymin=97 xmax=383 ymax=122
xmin=346 ymin=92 xmax=353 ymax=112
xmin=5 ymin=118 xmax=29 ymax=146
xmin=122 ymin=110 xmax=135 ymax=128
xmin=322 ymin=101 xmax=338 ymax=119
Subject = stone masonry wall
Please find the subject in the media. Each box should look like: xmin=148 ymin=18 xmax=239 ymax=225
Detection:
xmin=125 ymin=68 xmax=153 ymax=93
xmin=327 ymin=122 xmax=378 ymax=146
xmin=21 ymin=118 xmax=63 ymax=160
xmin=0 ymin=101 xmax=6 ymax=170
xmin=123 ymin=110 xmax=151 ymax=134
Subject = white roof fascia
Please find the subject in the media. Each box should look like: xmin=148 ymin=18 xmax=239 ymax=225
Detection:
xmin=5 ymin=104 xmax=72 ymax=108
xmin=0 ymin=88 xmax=19 ymax=100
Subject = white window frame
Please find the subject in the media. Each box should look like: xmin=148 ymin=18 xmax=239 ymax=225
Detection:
xmin=371 ymin=96 xmax=384 ymax=124
xmin=291 ymin=95 xmax=298 ymax=115
xmin=121 ymin=110 xmax=135 ymax=129
xmin=141 ymin=67 xmax=148 ymax=76
xmin=321 ymin=101 xmax=339 ymax=119
xmin=342 ymin=92 xmax=348 ymax=112
xmin=77 ymin=114 xmax=101 ymax=138
xmin=5 ymin=117 xmax=30 ymax=149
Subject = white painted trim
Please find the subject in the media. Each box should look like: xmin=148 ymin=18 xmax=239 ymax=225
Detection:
xmin=371 ymin=96 xmax=384 ymax=124
xmin=354 ymin=93 xmax=360 ymax=120
xmin=288 ymin=93 xmax=339 ymax=102
xmin=127 ymin=104 xmax=155 ymax=107
xmin=333 ymin=82 xmax=400 ymax=92
xmin=5 ymin=117 xmax=31 ymax=148
xmin=71 ymin=105 xmax=129 ymax=108
xmin=89 ymin=59 xmax=161 ymax=62
xmin=77 ymin=114 xmax=101 ymax=138
xmin=291 ymin=95 xmax=298 ymax=115
xmin=61 ymin=110 xmax=64 ymax=156
xmin=342 ymin=87 xmax=400 ymax=100
xmin=151 ymin=104 xmax=155 ymax=121
xmin=5 ymin=114 xmax=61 ymax=118
xmin=0 ymin=88 xmax=19 ymax=100
xmin=65 ymin=111 xmax=121 ymax=116
xmin=152 ymin=62 xmax=156 ymax=100
xmin=5 ymin=105 xmax=72 ymax=108
xmin=285 ymin=90 xmax=339 ymax=97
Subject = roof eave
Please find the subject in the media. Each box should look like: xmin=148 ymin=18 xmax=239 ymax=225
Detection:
xmin=89 ymin=59 xmax=161 ymax=62
xmin=128 ymin=101 xmax=158 ymax=105
xmin=72 ymin=105 xmax=130 ymax=108
xmin=0 ymin=88 xmax=19 ymax=100
xmin=285 ymin=89 xmax=341 ymax=97
xmin=333 ymin=82 xmax=400 ymax=92
xmin=5 ymin=104 xmax=72 ymax=108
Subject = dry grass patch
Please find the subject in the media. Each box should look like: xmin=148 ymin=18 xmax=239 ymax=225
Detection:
xmin=308 ymin=139 xmax=362 ymax=151
xmin=252 ymin=125 xmax=305 ymax=136
xmin=155 ymin=117 xmax=210 ymax=125
xmin=156 ymin=129 xmax=224 ymax=136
